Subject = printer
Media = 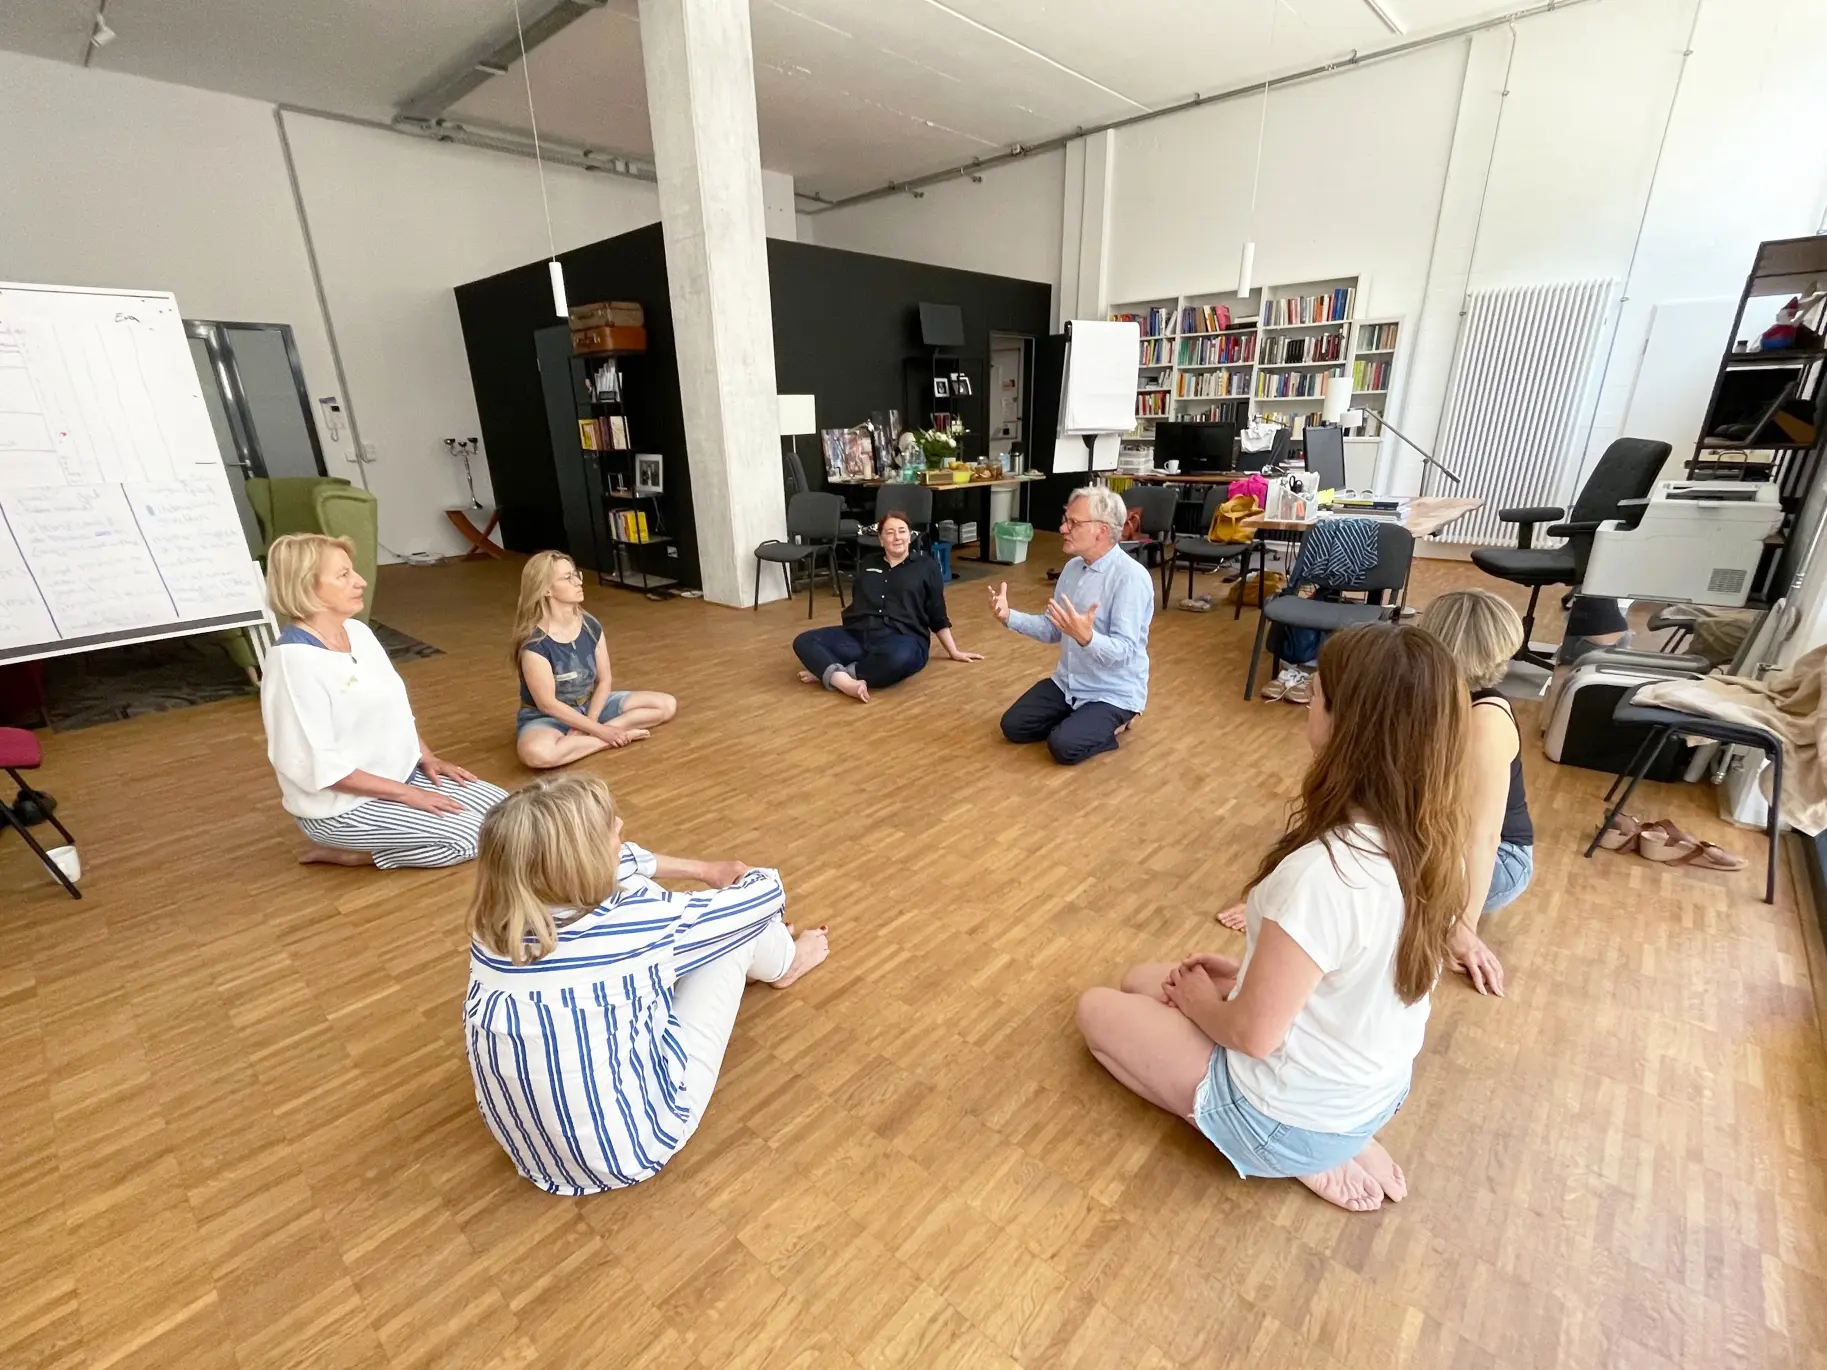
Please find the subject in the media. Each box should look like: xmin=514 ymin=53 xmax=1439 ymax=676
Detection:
xmin=1582 ymin=480 xmax=1781 ymax=606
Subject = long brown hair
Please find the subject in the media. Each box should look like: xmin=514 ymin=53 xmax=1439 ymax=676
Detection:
xmin=470 ymin=774 xmax=622 ymax=964
xmin=510 ymin=551 xmax=574 ymax=667
xmin=1246 ymin=623 xmax=1470 ymax=1003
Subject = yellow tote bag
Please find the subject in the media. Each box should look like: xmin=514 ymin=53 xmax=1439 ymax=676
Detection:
xmin=1208 ymin=495 xmax=1260 ymax=544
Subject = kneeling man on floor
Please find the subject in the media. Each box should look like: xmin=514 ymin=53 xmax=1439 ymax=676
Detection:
xmin=991 ymin=485 xmax=1152 ymax=765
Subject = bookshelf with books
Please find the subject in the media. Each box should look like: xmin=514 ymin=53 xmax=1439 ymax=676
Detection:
xmin=570 ymin=353 xmax=677 ymax=593
xmin=1109 ymin=296 xmax=1178 ymax=442
xmin=1349 ymin=318 xmax=1402 ymax=437
xmin=1247 ymin=278 xmax=1348 ymax=436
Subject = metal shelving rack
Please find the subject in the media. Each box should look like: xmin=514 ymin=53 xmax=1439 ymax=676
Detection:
xmin=572 ymin=352 xmax=677 ymax=594
xmin=1687 ymin=236 xmax=1827 ymax=600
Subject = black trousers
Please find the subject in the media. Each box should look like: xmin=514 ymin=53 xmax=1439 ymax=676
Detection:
xmin=999 ymin=678 xmax=1135 ymax=766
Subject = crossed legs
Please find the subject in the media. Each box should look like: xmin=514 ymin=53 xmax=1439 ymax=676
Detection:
xmin=1076 ymin=959 xmax=1406 ymax=1212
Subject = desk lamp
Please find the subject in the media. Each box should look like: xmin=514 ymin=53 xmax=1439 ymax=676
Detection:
xmin=1325 ymin=378 xmax=1461 ymax=487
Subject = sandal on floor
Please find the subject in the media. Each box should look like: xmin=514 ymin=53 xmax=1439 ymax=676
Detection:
xmin=1645 ymin=819 xmax=1746 ymax=871
xmin=1597 ymin=812 xmax=1645 ymax=852
xmin=1638 ymin=819 xmax=1700 ymax=863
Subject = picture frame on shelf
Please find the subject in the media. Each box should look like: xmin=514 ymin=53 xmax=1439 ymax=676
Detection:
xmin=933 ymin=377 xmax=950 ymax=399
xmin=634 ymin=453 xmax=663 ymax=494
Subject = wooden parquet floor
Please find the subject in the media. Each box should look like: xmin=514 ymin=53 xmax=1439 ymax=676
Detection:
xmin=4 ymin=540 xmax=1827 ymax=1369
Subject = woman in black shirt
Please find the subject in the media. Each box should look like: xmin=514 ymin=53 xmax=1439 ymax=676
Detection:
xmin=793 ymin=511 xmax=981 ymax=702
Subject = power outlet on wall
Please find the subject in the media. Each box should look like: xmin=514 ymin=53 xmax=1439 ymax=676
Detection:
xmin=359 ymin=442 xmax=380 ymax=464
xmin=666 ymin=546 xmax=679 ymax=558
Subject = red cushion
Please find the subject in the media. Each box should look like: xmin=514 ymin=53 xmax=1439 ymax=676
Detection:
xmin=0 ymin=727 xmax=42 ymax=770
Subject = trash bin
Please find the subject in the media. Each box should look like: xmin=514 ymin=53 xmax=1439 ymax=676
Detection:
xmin=991 ymin=521 xmax=1033 ymax=564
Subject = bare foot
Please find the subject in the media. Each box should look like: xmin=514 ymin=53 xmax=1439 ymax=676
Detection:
xmin=1216 ymin=902 xmax=1246 ymax=933
xmin=830 ymin=671 xmax=870 ymax=703
xmin=1297 ymin=1159 xmax=1385 ymax=1212
xmin=769 ymin=924 xmax=830 ymax=989
xmin=797 ymin=670 xmax=818 ymax=685
xmin=1115 ymin=718 xmax=1135 ymax=736
xmin=1353 ymin=1138 xmax=1407 ymax=1202
xmin=299 ymin=845 xmax=374 ymax=867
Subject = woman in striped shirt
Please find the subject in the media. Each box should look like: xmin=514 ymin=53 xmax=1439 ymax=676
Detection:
xmin=465 ymin=774 xmax=829 ymax=1193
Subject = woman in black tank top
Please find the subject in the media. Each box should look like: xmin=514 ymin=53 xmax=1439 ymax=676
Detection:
xmin=1418 ymin=592 xmax=1536 ymax=997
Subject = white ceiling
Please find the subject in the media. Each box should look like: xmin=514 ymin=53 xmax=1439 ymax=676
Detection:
xmin=2 ymin=0 xmax=1528 ymax=199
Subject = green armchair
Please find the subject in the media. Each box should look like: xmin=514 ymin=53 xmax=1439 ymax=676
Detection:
xmin=226 ymin=476 xmax=380 ymax=675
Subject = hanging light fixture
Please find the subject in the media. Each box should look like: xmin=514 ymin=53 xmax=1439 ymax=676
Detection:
xmin=512 ymin=0 xmax=566 ymax=317
xmin=1240 ymin=0 xmax=1278 ymax=298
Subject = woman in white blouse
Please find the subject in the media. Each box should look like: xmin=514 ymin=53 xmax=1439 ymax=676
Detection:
xmin=466 ymin=773 xmax=829 ymax=1192
xmin=260 ymin=533 xmax=506 ymax=868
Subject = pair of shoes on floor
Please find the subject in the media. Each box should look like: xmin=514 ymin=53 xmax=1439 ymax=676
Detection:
xmin=1178 ymin=595 xmax=1213 ymax=613
xmin=1597 ymin=813 xmax=1746 ymax=870
xmin=1261 ymin=668 xmax=1313 ymax=706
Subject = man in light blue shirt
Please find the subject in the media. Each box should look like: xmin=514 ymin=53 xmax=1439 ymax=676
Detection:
xmin=990 ymin=485 xmax=1152 ymax=764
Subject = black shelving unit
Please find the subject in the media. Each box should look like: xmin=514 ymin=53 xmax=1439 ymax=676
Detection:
xmin=572 ymin=352 xmax=678 ymax=594
xmin=1687 ymin=236 xmax=1827 ymax=600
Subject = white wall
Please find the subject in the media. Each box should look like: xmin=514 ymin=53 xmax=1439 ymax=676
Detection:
xmin=0 ymin=49 xmax=337 ymax=461
xmin=280 ymin=114 xmax=659 ymax=558
xmin=805 ymin=0 xmax=1827 ymax=502
xmin=804 ymin=147 xmax=1065 ymax=295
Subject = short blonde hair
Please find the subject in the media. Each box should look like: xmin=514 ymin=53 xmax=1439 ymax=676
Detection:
xmin=266 ymin=533 xmax=357 ymax=622
xmin=470 ymin=775 xmax=622 ymax=964
xmin=1418 ymin=588 xmax=1525 ymax=690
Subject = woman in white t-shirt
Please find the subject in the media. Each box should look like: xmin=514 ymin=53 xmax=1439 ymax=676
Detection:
xmin=1076 ymin=623 xmax=1470 ymax=1212
xmin=259 ymin=533 xmax=506 ymax=868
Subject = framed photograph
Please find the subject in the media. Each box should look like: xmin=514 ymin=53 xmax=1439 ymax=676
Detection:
xmin=634 ymin=453 xmax=663 ymax=494
xmin=843 ymin=428 xmax=875 ymax=480
xmin=933 ymin=377 xmax=950 ymax=399
xmin=951 ymin=372 xmax=972 ymax=397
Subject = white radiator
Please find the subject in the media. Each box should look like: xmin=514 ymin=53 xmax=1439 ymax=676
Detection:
xmin=1431 ymin=280 xmax=1616 ymax=545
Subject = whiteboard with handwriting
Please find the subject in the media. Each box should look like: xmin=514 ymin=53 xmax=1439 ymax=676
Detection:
xmin=0 ymin=282 xmax=267 ymax=663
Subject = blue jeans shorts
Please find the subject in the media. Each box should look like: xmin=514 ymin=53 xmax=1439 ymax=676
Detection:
xmin=516 ymin=690 xmax=631 ymax=735
xmin=1192 ymin=1046 xmax=1404 ymax=1179
xmin=1483 ymin=841 xmax=1533 ymax=914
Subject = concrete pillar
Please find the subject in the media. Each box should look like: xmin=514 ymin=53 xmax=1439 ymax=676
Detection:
xmin=638 ymin=0 xmax=786 ymax=606
xmin=1056 ymin=130 xmax=1115 ymax=328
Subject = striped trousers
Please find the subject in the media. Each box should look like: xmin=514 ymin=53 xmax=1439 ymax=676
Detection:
xmin=298 ymin=767 xmax=507 ymax=869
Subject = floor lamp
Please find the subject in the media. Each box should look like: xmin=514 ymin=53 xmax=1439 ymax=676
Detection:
xmin=778 ymin=394 xmax=817 ymax=489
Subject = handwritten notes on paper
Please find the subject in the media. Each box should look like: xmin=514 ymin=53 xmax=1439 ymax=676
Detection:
xmin=2 ymin=486 xmax=176 ymax=640
xmin=125 ymin=481 xmax=264 ymax=621
xmin=0 ymin=282 xmax=266 ymax=659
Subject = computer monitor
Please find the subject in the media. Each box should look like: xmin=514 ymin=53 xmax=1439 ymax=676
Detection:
xmin=1303 ymin=423 xmax=1346 ymax=489
xmin=1155 ymin=421 xmax=1237 ymax=473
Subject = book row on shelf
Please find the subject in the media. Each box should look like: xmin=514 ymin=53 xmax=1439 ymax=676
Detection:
xmin=1139 ymin=336 xmax=1173 ymax=367
xmin=1180 ymin=334 xmax=1255 ymax=366
xmin=1359 ymin=322 xmax=1399 ymax=351
xmin=1137 ymin=390 xmax=1170 ymax=417
xmin=1178 ymin=371 xmax=1251 ymax=399
xmin=579 ymin=416 xmax=629 ymax=450
xmin=1114 ymin=306 xmax=1175 ymax=339
xmin=1182 ymin=400 xmax=1249 ymax=425
xmin=609 ymin=509 xmax=658 ymax=543
xmin=1257 ymin=372 xmax=1333 ymax=400
xmin=1262 ymin=332 xmax=1345 ymax=365
xmin=1264 ymin=288 xmax=1355 ymax=327
xmin=1180 ymin=304 xmax=1237 ymax=334
xmin=1353 ymin=359 xmax=1393 ymax=390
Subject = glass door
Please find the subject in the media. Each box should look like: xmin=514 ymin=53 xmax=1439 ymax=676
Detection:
xmin=184 ymin=320 xmax=328 ymax=554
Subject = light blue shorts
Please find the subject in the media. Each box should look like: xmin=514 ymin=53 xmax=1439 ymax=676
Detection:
xmin=1192 ymin=1046 xmax=1405 ymax=1179
xmin=1483 ymin=841 xmax=1533 ymax=915
xmin=515 ymin=690 xmax=631 ymax=736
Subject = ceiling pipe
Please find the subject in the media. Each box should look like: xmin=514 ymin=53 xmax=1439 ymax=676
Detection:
xmin=396 ymin=0 xmax=608 ymax=122
xmin=802 ymin=0 xmax=1595 ymax=213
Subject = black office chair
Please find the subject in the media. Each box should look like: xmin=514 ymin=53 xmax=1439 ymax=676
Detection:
xmin=857 ymin=484 xmax=934 ymax=552
xmin=1585 ymin=685 xmax=1784 ymax=903
xmin=1172 ymin=488 xmax=1253 ymax=616
xmin=783 ymin=448 xmax=810 ymax=500
xmin=1469 ymin=437 xmax=1671 ymax=669
xmin=1243 ymin=522 xmax=1414 ymax=699
xmin=1120 ymin=485 xmax=1180 ymax=600
xmin=755 ymin=492 xmax=845 ymax=617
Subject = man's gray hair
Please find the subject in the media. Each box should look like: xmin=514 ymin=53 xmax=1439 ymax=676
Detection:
xmin=1069 ymin=485 xmax=1127 ymax=538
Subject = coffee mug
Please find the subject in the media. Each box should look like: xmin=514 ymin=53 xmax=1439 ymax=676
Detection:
xmin=1165 ymin=460 xmax=1181 ymax=473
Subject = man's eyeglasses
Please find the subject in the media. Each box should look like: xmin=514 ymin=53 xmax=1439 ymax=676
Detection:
xmin=1060 ymin=515 xmax=1099 ymax=531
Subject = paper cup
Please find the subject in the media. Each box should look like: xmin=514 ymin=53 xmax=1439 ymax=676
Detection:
xmin=46 ymin=845 xmax=80 ymax=883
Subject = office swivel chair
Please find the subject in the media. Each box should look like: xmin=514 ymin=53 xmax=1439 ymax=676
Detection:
xmin=1469 ymin=437 xmax=1671 ymax=670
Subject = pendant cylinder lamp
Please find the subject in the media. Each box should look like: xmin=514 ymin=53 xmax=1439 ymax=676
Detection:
xmin=549 ymin=259 xmax=568 ymax=318
xmin=1238 ymin=241 xmax=1256 ymax=298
